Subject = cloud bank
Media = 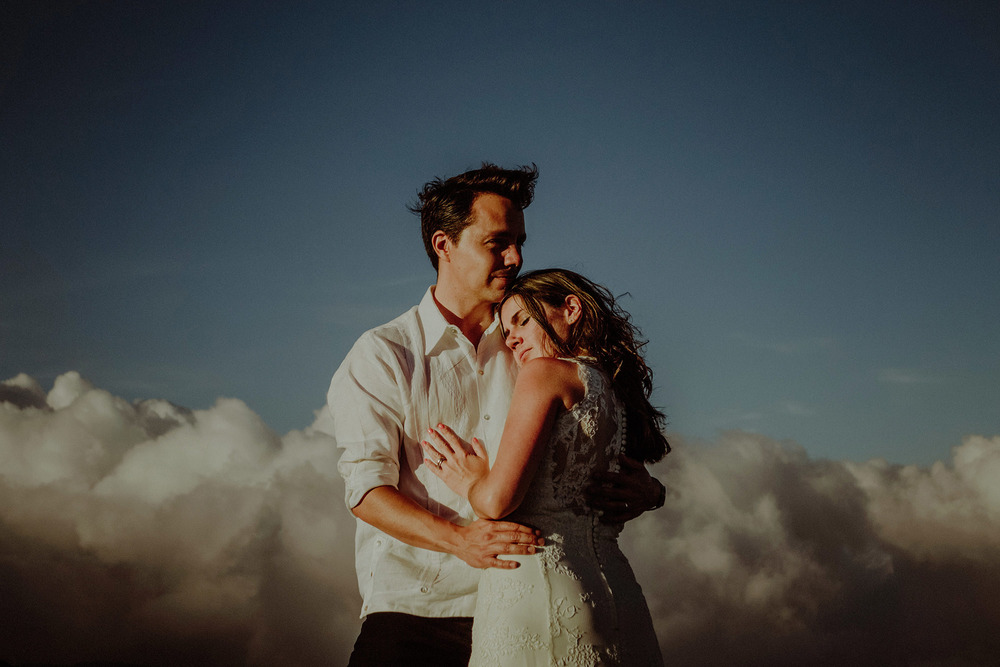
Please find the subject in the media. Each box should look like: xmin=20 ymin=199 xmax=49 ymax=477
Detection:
xmin=2 ymin=373 xmax=998 ymax=666
xmin=0 ymin=372 xmax=360 ymax=666
xmin=627 ymin=431 xmax=1000 ymax=665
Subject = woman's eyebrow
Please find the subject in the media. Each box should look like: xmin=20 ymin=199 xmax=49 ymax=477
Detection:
xmin=501 ymin=308 xmax=523 ymax=332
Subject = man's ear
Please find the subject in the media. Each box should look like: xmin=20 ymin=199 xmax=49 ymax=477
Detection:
xmin=563 ymin=294 xmax=583 ymax=325
xmin=431 ymin=230 xmax=451 ymax=264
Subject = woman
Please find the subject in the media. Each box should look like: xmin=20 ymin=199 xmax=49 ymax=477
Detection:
xmin=422 ymin=268 xmax=668 ymax=666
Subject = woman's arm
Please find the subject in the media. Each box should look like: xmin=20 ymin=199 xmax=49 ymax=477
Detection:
xmin=423 ymin=357 xmax=584 ymax=520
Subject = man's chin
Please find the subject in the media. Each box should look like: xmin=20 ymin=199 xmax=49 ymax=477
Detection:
xmin=488 ymin=279 xmax=514 ymax=299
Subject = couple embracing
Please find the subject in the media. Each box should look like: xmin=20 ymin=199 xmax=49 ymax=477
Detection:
xmin=326 ymin=164 xmax=668 ymax=666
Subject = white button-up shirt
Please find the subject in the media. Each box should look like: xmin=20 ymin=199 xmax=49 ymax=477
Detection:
xmin=326 ymin=286 xmax=517 ymax=619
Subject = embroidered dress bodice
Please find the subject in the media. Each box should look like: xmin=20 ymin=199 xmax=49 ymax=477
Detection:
xmin=469 ymin=360 xmax=662 ymax=667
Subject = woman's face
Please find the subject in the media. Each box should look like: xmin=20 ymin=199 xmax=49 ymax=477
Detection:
xmin=500 ymin=295 xmax=571 ymax=367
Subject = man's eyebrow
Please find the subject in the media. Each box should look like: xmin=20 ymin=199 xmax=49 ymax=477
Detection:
xmin=491 ymin=230 xmax=526 ymax=241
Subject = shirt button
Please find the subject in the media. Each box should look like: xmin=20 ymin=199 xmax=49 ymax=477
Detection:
xmin=478 ymin=369 xmax=484 ymax=375
xmin=420 ymin=586 xmax=430 ymax=593
xmin=484 ymin=414 xmax=490 ymax=420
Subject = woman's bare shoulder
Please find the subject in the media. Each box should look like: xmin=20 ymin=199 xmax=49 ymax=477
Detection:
xmin=517 ymin=358 xmax=585 ymax=408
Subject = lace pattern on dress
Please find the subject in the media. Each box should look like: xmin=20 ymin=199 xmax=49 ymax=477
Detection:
xmin=546 ymin=361 xmax=623 ymax=514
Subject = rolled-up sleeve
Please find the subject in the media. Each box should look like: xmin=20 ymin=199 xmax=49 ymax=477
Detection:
xmin=321 ymin=289 xmax=514 ymax=619
xmin=327 ymin=332 xmax=407 ymax=509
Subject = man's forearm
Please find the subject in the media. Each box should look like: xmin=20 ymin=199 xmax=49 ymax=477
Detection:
xmin=351 ymin=485 xmax=463 ymax=554
xmin=351 ymin=485 xmax=543 ymax=569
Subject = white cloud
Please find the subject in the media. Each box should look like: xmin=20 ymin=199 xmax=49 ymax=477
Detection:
xmin=847 ymin=435 xmax=1000 ymax=562
xmin=0 ymin=373 xmax=48 ymax=409
xmin=878 ymin=368 xmax=941 ymax=385
xmin=0 ymin=372 xmax=360 ymax=666
xmin=778 ymin=400 xmax=817 ymax=416
xmin=624 ymin=430 xmax=1000 ymax=665
xmin=2 ymin=373 xmax=999 ymax=665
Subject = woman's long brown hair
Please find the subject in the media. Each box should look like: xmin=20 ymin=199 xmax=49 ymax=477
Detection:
xmin=500 ymin=268 xmax=670 ymax=463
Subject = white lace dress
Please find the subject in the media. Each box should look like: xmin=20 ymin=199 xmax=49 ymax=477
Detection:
xmin=470 ymin=360 xmax=663 ymax=666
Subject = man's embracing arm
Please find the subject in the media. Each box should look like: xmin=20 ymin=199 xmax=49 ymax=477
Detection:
xmin=330 ymin=332 xmax=541 ymax=568
xmin=352 ymin=487 xmax=541 ymax=569
xmin=585 ymin=455 xmax=667 ymax=524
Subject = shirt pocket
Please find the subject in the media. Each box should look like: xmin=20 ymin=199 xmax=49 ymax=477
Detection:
xmin=425 ymin=361 xmax=467 ymax=435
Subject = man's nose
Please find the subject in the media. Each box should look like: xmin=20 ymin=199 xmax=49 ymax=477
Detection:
xmin=504 ymin=244 xmax=522 ymax=267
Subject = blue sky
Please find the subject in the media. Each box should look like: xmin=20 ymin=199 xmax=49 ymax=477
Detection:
xmin=3 ymin=1 xmax=998 ymax=466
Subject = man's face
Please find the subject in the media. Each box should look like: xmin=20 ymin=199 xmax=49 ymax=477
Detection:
xmin=444 ymin=193 xmax=526 ymax=306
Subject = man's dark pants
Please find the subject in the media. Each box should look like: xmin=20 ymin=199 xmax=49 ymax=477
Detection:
xmin=348 ymin=612 xmax=473 ymax=666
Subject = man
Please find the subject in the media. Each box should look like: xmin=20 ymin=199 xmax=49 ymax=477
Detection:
xmin=326 ymin=163 xmax=666 ymax=666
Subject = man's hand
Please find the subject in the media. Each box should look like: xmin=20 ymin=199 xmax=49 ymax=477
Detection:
xmin=352 ymin=487 xmax=544 ymax=570
xmin=585 ymin=455 xmax=665 ymax=523
xmin=453 ymin=518 xmax=544 ymax=569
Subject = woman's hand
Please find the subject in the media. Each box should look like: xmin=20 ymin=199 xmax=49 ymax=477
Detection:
xmin=422 ymin=423 xmax=491 ymax=499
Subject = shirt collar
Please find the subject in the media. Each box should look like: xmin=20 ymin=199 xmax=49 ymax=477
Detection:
xmin=419 ymin=286 xmax=503 ymax=355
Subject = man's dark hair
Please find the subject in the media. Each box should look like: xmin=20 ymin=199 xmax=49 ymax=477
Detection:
xmin=409 ymin=162 xmax=538 ymax=270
